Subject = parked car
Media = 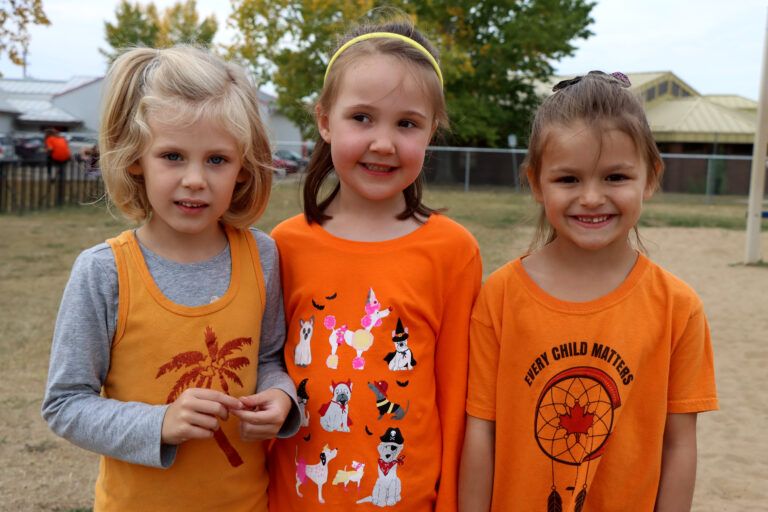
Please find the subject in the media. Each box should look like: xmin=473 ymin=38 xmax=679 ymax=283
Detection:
xmin=273 ymin=154 xmax=299 ymax=175
xmin=65 ymin=133 xmax=98 ymax=162
xmin=0 ymin=134 xmax=17 ymax=162
xmin=13 ymin=133 xmax=48 ymax=163
xmin=274 ymin=149 xmax=309 ymax=172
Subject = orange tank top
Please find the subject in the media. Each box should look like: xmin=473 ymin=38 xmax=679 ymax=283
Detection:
xmin=95 ymin=226 xmax=268 ymax=512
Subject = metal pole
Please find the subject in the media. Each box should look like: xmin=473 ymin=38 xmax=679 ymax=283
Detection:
xmin=705 ymin=134 xmax=718 ymax=202
xmin=512 ymin=151 xmax=520 ymax=192
xmin=746 ymin=9 xmax=768 ymax=263
xmin=464 ymin=151 xmax=470 ymax=192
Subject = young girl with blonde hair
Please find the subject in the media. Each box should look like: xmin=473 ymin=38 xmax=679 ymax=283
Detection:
xmin=267 ymin=17 xmax=482 ymax=511
xmin=459 ymin=71 xmax=718 ymax=512
xmin=43 ymin=45 xmax=299 ymax=511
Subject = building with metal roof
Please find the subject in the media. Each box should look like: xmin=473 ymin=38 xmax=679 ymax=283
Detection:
xmin=0 ymin=75 xmax=306 ymax=157
xmin=542 ymin=71 xmax=757 ymax=144
xmin=542 ymin=71 xmax=760 ymax=194
xmin=0 ymin=76 xmax=102 ymax=134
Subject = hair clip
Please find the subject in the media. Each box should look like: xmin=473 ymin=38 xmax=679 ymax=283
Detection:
xmin=552 ymin=70 xmax=631 ymax=92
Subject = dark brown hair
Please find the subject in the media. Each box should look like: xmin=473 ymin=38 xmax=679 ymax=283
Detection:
xmin=521 ymin=71 xmax=664 ymax=251
xmin=303 ymin=18 xmax=447 ymax=224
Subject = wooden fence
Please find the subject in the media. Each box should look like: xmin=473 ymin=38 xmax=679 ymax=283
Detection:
xmin=0 ymin=161 xmax=105 ymax=214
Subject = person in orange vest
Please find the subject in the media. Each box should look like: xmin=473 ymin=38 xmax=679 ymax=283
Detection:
xmin=44 ymin=128 xmax=71 ymax=180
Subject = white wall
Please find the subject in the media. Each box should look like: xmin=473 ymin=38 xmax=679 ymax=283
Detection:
xmin=53 ymin=79 xmax=103 ymax=133
xmin=268 ymin=112 xmax=304 ymax=151
xmin=0 ymin=113 xmax=14 ymax=133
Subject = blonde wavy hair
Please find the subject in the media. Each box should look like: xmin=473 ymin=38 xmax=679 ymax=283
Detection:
xmin=99 ymin=45 xmax=273 ymax=228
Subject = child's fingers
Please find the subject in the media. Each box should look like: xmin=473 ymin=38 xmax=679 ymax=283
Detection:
xmin=186 ymin=388 xmax=243 ymax=411
xmin=239 ymin=393 xmax=267 ymax=410
xmin=237 ymin=415 xmax=279 ymax=441
xmin=162 ymin=400 xmax=222 ymax=444
xmin=183 ymin=409 xmax=223 ymax=431
xmin=230 ymin=408 xmax=280 ymax=425
xmin=175 ymin=422 xmax=216 ymax=441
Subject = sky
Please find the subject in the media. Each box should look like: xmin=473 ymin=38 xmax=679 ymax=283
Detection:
xmin=0 ymin=0 xmax=765 ymax=101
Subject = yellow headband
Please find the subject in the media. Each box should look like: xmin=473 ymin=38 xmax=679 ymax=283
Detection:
xmin=324 ymin=32 xmax=443 ymax=87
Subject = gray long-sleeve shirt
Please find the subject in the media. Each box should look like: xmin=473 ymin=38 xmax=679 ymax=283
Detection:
xmin=42 ymin=227 xmax=299 ymax=468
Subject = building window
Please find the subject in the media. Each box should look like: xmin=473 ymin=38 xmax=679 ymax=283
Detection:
xmin=671 ymin=82 xmax=680 ymax=96
xmin=646 ymin=87 xmax=656 ymax=101
xmin=658 ymin=81 xmax=668 ymax=95
xmin=681 ymin=89 xmax=691 ymax=97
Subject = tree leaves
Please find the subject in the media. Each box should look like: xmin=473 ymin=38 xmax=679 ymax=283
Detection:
xmin=228 ymin=0 xmax=595 ymax=146
xmin=0 ymin=0 xmax=49 ymax=73
xmin=101 ymin=0 xmax=218 ymax=62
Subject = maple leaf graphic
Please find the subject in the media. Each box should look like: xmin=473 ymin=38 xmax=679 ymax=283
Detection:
xmin=558 ymin=400 xmax=595 ymax=443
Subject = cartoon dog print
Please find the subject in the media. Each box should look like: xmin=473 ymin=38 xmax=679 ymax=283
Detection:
xmin=295 ymin=444 xmax=338 ymax=503
xmin=297 ymin=378 xmax=310 ymax=428
xmin=332 ymin=460 xmax=366 ymax=489
xmin=294 ymin=316 xmax=314 ymax=367
xmin=324 ymin=288 xmax=392 ymax=370
xmin=384 ymin=318 xmax=417 ymax=371
xmin=357 ymin=427 xmax=405 ymax=507
xmin=319 ymin=380 xmax=353 ymax=432
xmin=323 ymin=315 xmax=347 ymax=369
xmin=367 ymin=380 xmax=409 ymax=420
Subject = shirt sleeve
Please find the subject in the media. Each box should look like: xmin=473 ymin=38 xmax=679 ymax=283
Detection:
xmin=434 ymin=248 xmax=482 ymax=512
xmin=667 ymin=302 xmax=719 ymax=413
xmin=251 ymin=229 xmax=300 ymax=438
xmin=466 ymin=284 xmax=501 ymax=421
xmin=41 ymin=246 xmax=173 ymax=468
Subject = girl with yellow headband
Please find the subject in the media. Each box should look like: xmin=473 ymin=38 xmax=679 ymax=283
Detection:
xmin=267 ymin=17 xmax=481 ymax=512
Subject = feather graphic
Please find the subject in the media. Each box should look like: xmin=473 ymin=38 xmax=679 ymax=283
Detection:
xmin=303 ymin=433 xmax=311 ymax=442
xmin=365 ymin=425 xmax=373 ymax=435
xmin=311 ymin=299 xmax=325 ymax=310
xmin=396 ymin=380 xmax=409 ymax=387
xmin=574 ymin=489 xmax=587 ymax=512
xmin=326 ymin=292 xmax=337 ymax=300
xmin=547 ymin=489 xmax=562 ymax=512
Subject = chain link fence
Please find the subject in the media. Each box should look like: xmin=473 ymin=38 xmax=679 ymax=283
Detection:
xmin=1 ymin=143 xmax=765 ymax=214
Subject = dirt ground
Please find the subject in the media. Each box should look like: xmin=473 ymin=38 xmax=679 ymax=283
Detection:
xmin=0 ymin=223 xmax=766 ymax=511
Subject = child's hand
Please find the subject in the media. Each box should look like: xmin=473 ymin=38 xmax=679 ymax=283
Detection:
xmin=161 ymin=388 xmax=244 ymax=445
xmin=232 ymin=388 xmax=292 ymax=441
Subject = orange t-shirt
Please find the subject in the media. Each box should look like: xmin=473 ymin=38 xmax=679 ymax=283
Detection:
xmin=45 ymin=134 xmax=71 ymax=162
xmin=268 ymin=213 xmax=481 ymax=511
xmin=467 ymin=254 xmax=718 ymax=512
xmin=97 ymin=227 xmax=269 ymax=511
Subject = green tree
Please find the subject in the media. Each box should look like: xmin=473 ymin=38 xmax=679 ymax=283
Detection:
xmin=229 ymin=0 xmax=594 ymax=147
xmin=102 ymin=0 xmax=217 ymax=62
xmin=155 ymin=0 xmax=217 ymax=49
xmin=0 ymin=0 xmax=49 ymax=72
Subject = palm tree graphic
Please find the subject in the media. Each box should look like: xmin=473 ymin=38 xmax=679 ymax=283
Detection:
xmin=157 ymin=326 xmax=252 ymax=467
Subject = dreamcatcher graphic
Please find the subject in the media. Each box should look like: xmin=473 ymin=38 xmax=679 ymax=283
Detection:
xmin=534 ymin=366 xmax=622 ymax=512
